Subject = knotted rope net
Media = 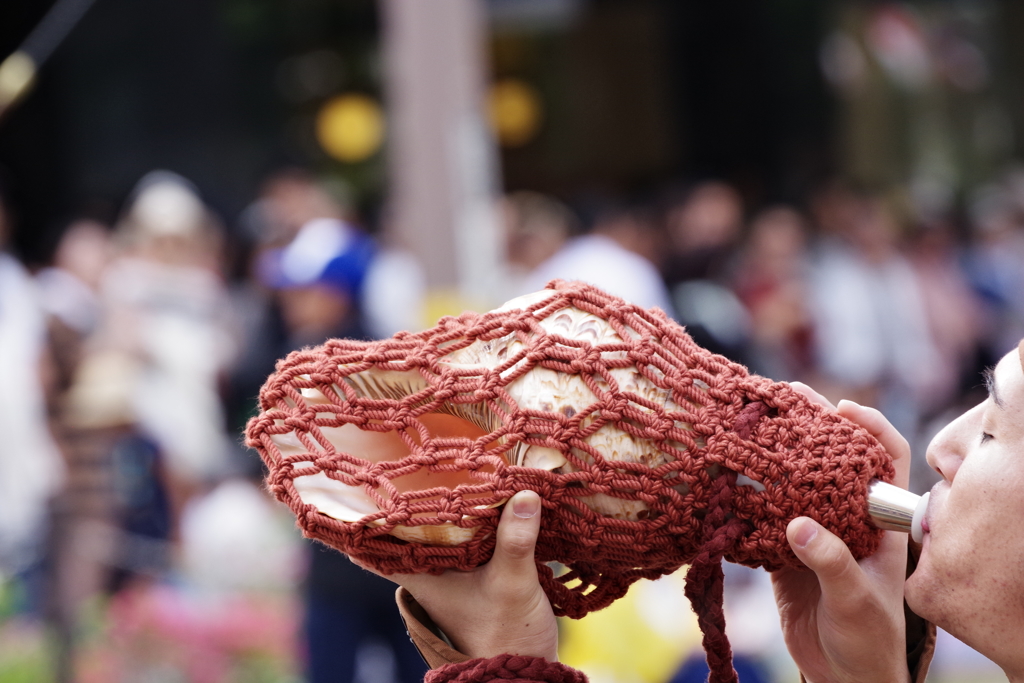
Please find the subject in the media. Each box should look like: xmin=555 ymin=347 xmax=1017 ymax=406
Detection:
xmin=247 ymin=280 xmax=894 ymax=683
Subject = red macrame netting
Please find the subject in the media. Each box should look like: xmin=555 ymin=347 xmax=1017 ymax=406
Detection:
xmin=246 ymin=280 xmax=894 ymax=683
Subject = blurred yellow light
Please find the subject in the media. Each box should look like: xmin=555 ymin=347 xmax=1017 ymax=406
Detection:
xmin=0 ymin=51 xmax=36 ymax=111
xmin=316 ymin=94 xmax=385 ymax=163
xmin=489 ymin=79 xmax=543 ymax=148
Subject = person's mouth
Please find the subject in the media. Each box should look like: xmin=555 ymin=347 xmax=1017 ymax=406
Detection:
xmin=921 ymin=483 xmax=945 ymax=537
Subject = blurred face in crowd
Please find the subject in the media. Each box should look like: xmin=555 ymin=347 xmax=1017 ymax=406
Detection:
xmin=974 ymin=204 xmax=1018 ymax=243
xmin=850 ymin=198 xmax=900 ymax=262
xmin=667 ymin=182 xmax=743 ymax=253
xmin=906 ymin=344 xmax=1024 ymax=671
xmin=262 ymin=175 xmax=343 ymax=242
xmin=592 ymin=209 xmax=661 ymax=265
xmin=810 ymin=183 xmax=862 ymax=237
xmin=746 ymin=207 xmax=807 ymax=279
xmin=55 ymin=220 xmax=112 ymax=290
xmin=277 ymin=285 xmax=352 ymax=342
xmin=502 ymin=192 xmax=571 ymax=271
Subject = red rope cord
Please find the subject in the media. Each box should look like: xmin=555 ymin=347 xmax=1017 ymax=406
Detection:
xmin=426 ymin=655 xmax=589 ymax=683
xmin=683 ymin=470 xmax=747 ymax=683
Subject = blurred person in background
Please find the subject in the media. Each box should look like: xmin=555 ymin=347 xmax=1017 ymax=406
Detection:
xmin=31 ymin=217 xmax=117 ymax=680
xmin=963 ymin=180 xmax=1024 ymax=367
xmin=41 ymin=172 xmax=238 ymax=666
xmin=88 ymin=171 xmax=238 ymax=526
xmin=227 ymin=169 xmax=371 ymax=471
xmin=806 ymin=187 xmax=941 ymax=444
xmin=661 ymin=181 xmax=750 ymax=361
xmin=902 ymin=216 xmax=985 ymax=495
xmin=39 ymin=177 xmax=308 ymax=681
xmin=507 ymin=191 xmax=673 ymax=312
xmin=255 ymin=168 xmax=424 ymax=340
xmin=51 ymin=171 xmax=237 ymax=630
xmin=662 ymin=181 xmax=744 ymax=285
xmin=257 ymin=191 xmax=428 ymax=683
xmin=574 ymin=195 xmax=666 ymax=269
xmin=257 ymin=200 xmax=377 ymax=347
xmin=731 ymin=205 xmax=815 ymax=382
xmin=905 ymin=218 xmax=982 ymax=415
xmin=502 ymin=191 xmax=575 ymax=298
xmin=35 ymin=219 xmax=113 ymax=387
xmin=0 ymin=182 xmax=66 ymax=601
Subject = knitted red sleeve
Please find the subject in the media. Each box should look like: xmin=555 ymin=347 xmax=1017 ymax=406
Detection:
xmin=424 ymin=655 xmax=589 ymax=683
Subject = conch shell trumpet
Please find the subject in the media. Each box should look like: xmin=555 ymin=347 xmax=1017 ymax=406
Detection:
xmin=247 ymin=281 xmax=894 ymax=621
xmin=275 ymin=289 xmax=705 ymax=544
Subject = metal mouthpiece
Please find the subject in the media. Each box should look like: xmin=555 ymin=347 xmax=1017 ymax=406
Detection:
xmin=867 ymin=480 xmax=929 ymax=543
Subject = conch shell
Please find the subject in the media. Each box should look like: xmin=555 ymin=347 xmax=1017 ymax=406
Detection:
xmin=250 ymin=278 xmax=895 ymax=662
xmin=271 ymin=289 xmax=700 ymax=544
xmin=250 ymin=278 xmax=895 ymax=630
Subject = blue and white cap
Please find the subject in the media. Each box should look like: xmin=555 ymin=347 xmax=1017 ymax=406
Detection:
xmin=258 ymin=218 xmax=376 ymax=299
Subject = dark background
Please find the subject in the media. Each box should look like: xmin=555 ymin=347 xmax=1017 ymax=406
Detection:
xmin=0 ymin=0 xmax=879 ymax=265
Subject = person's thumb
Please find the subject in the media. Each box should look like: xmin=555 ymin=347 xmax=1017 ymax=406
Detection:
xmin=787 ymin=516 xmax=865 ymax=609
xmin=490 ymin=490 xmax=542 ymax=573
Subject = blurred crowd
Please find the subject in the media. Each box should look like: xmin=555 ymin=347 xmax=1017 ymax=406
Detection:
xmin=0 ymin=168 xmax=427 ymax=683
xmin=3 ymin=163 xmax=1024 ymax=682
xmin=504 ymin=174 xmax=1024 ymax=496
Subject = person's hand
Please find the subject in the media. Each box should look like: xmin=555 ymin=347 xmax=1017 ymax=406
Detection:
xmin=359 ymin=490 xmax=558 ymax=662
xmin=771 ymin=382 xmax=912 ymax=683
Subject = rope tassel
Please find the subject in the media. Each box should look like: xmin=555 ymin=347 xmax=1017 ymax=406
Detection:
xmin=683 ymin=470 xmax=746 ymax=683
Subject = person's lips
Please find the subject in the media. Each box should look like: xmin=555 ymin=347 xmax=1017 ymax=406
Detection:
xmin=922 ymin=483 xmax=944 ymax=536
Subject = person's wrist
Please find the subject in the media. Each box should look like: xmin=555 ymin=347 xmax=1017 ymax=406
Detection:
xmin=459 ymin=627 xmax=559 ymax=662
xmin=804 ymin=669 xmax=910 ymax=683
xmin=829 ymin=662 xmax=911 ymax=683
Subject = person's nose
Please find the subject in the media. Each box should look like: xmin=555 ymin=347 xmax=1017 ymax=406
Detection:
xmin=925 ymin=403 xmax=980 ymax=482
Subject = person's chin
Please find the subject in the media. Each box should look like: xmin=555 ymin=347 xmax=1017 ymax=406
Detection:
xmin=904 ymin=558 xmax=937 ymax=620
xmin=904 ymin=571 xmax=923 ymax=608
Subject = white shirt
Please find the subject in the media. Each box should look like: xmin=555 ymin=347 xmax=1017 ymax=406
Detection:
xmin=522 ymin=235 xmax=674 ymax=314
xmin=0 ymin=253 xmax=65 ymax=572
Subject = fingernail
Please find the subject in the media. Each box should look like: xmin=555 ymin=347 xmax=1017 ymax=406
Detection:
xmin=837 ymin=399 xmax=861 ymax=409
xmin=513 ymin=492 xmax=540 ymax=518
xmin=793 ymin=521 xmax=817 ymax=548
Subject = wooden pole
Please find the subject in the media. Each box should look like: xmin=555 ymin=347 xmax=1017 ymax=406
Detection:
xmin=380 ymin=0 xmax=504 ymax=315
